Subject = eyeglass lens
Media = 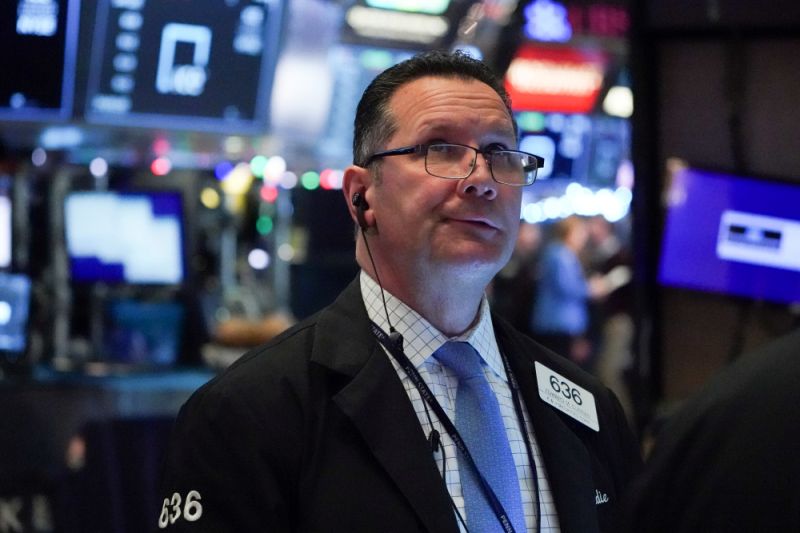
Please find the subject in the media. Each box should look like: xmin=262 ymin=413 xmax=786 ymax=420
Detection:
xmin=425 ymin=144 xmax=536 ymax=185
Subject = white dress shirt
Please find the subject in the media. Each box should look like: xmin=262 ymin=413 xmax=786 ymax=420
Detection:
xmin=360 ymin=271 xmax=561 ymax=532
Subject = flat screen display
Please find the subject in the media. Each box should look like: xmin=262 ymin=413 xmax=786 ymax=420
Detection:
xmin=0 ymin=0 xmax=80 ymax=121
xmin=517 ymin=112 xmax=629 ymax=187
xmin=315 ymin=45 xmax=413 ymax=167
xmin=65 ymin=191 xmax=185 ymax=285
xmin=0 ymin=178 xmax=11 ymax=269
xmin=0 ymin=273 xmax=31 ymax=355
xmin=658 ymin=166 xmax=800 ymax=305
xmin=84 ymin=0 xmax=283 ymax=132
xmin=104 ymin=298 xmax=184 ymax=366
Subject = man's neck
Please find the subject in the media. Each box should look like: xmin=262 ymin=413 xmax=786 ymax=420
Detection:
xmin=358 ymin=253 xmax=485 ymax=337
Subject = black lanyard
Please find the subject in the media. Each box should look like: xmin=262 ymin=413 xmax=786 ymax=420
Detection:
xmin=370 ymin=321 xmax=541 ymax=533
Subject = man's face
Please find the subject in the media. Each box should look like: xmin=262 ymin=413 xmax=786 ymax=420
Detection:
xmin=366 ymin=76 xmax=523 ymax=284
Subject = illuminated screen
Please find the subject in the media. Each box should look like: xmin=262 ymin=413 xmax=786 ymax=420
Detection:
xmin=341 ymin=1 xmax=453 ymax=49
xmin=65 ymin=191 xmax=185 ymax=285
xmin=84 ymin=0 xmax=283 ymax=132
xmin=658 ymin=167 xmax=800 ymax=305
xmin=0 ymin=273 xmax=31 ymax=355
xmin=517 ymin=112 xmax=629 ymax=186
xmin=0 ymin=0 xmax=79 ymax=121
xmin=364 ymin=0 xmax=450 ymax=15
xmin=0 ymin=180 xmax=11 ymax=269
xmin=317 ymin=45 xmax=413 ymax=167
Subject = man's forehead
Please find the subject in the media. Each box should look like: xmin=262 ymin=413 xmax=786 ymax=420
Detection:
xmin=419 ymin=118 xmax=516 ymax=139
xmin=390 ymin=76 xmax=516 ymax=138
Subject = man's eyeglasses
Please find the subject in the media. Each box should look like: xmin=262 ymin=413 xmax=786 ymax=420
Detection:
xmin=361 ymin=142 xmax=544 ymax=186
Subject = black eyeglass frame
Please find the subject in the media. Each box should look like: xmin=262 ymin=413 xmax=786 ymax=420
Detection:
xmin=360 ymin=142 xmax=545 ymax=186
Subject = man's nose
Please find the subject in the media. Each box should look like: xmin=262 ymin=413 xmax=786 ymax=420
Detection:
xmin=458 ymin=153 xmax=498 ymax=200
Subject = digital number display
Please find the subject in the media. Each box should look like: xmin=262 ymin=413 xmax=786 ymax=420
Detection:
xmin=85 ymin=0 xmax=283 ymax=133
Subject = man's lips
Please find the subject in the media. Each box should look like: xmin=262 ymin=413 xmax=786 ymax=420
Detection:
xmin=445 ymin=215 xmax=501 ymax=231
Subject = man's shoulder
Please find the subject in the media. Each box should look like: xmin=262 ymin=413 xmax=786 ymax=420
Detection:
xmin=661 ymin=328 xmax=800 ymax=437
xmin=185 ymin=310 xmax=330 ymax=411
xmin=186 ymin=288 xmax=372 ymax=404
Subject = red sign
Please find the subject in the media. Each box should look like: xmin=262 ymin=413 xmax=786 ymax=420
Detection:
xmin=504 ymin=45 xmax=608 ymax=113
xmin=568 ymin=4 xmax=629 ymax=39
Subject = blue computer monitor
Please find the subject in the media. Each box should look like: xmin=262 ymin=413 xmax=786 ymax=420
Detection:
xmin=658 ymin=165 xmax=800 ymax=305
xmin=64 ymin=190 xmax=186 ymax=285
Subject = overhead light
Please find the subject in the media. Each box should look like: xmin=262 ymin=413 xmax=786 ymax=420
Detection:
xmin=39 ymin=126 xmax=84 ymax=149
xmin=364 ymin=0 xmax=450 ymax=15
xmin=346 ymin=6 xmax=449 ymax=44
xmin=603 ymin=86 xmax=633 ymax=118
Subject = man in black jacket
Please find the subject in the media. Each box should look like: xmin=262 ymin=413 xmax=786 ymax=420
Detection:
xmin=158 ymin=50 xmax=640 ymax=532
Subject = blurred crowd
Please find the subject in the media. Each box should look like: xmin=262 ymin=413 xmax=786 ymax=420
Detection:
xmin=491 ymin=215 xmax=635 ymax=420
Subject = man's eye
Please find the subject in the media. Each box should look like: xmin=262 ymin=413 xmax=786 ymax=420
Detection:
xmin=484 ymin=142 xmax=509 ymax=152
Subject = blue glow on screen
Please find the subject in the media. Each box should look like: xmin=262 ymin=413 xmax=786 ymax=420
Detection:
xmin=65 ymin=191 xmax=185 ymax=285
xmin=658 ymin=167 xmax=800 ymax=304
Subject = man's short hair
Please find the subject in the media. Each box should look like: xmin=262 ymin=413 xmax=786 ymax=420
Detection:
xmin=352 ymin=50 xmax=515 ymax=168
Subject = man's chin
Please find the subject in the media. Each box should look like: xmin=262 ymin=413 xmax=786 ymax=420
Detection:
xmin=436 ymin=249 xmax=508 ymax=279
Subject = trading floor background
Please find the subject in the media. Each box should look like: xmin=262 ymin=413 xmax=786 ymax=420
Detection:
xmin=1 ymin=0 xmax=799 ymax=530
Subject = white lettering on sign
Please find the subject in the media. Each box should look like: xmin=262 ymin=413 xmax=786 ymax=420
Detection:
xmin=507 ymin=58 xmax=603 ymax=97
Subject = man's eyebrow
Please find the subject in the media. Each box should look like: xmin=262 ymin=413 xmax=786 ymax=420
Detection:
xmin=417 ymin=122 xmax=455 ymax=135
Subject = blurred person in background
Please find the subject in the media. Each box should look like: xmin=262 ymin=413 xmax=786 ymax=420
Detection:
xmin=490 ymin=221 xmax=542 ymax=336
xmin=584 ymin=215 xmax=635 ymax=421
xmin=531 ymin=216 xmax=608 ymax=369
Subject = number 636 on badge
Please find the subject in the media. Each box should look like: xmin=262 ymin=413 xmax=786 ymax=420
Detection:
xmin=535 ymin=362 xmax=599 ymax=432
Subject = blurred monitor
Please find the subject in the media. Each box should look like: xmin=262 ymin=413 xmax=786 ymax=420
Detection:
xmin=0 ymin=0 xmax=79 ymax=121
xmin=64 ymin=190 xmax=185 ymax=285
xmin=315 ymin=45 xmax=413 ymax=166
xmin=0 ymin=178 xmax=11 ymax=270
xmin=517 ymin=112 xmax=629 ymax=187
xmin=84 ymin=0 xmax=284 ymax=133
xmin=658 ymin=165 xmax=800 ymax=305
xmin=0 ymin=273 xmax=32 ymax=357
xmin=103 ymin=299 xmax=184 ymax=366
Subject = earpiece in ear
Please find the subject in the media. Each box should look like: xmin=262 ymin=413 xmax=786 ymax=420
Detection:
xmin=352 ymin=192 xmax=369 ymax=230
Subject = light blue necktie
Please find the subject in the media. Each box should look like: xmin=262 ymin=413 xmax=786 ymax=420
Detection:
xmin=434 ymin=341 xmax=526 ymax=533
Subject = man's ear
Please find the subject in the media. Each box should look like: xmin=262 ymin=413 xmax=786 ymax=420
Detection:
xmin=343 ymin=164 xmax=373 ymax=230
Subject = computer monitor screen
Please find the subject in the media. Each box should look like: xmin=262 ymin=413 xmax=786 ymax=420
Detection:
xmin=65 ymin=191 xmax=185 ymax=285
xmin=104 ymin=298 xmax=184 ymax=366
xmin=84 ymin=0 xmax=283 ymax=132
xmin=0 ymin=0 xmax=79 ymax=121
xmin=0 ymin=179 xmax=11 ymax=269
xmin=517 ymin=113 xmax=630 ymax=187
xmin=658 ymin=166 xmax=800 ymax=304
xmin=0 ymin=273 xmax=32 ymax=355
